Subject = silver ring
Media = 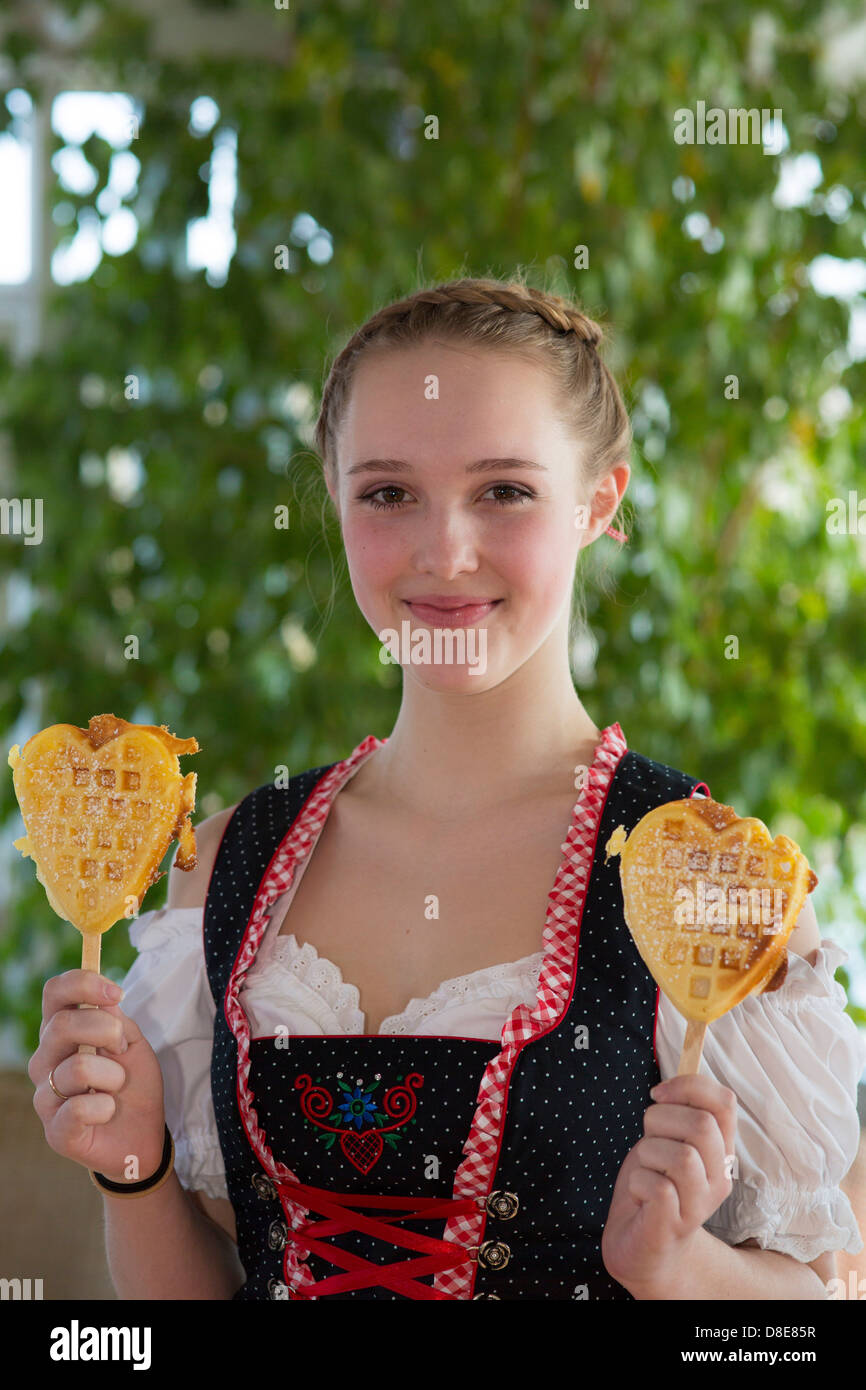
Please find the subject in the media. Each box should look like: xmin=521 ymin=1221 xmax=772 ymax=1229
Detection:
xmin=48 ymin=1067 xmax=70 ymax=1101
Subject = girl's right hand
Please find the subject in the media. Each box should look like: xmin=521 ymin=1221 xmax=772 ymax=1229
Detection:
xmin=29 ymin=969 xmax=167 ymax=1186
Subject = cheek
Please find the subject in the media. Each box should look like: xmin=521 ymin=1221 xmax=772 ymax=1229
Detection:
xmin=494 ymin=510 xmax=579 ymax=606
xmin=343 ymin=512 xmax=398 ymax=558
xmin=340 ymin=515 xmax=407 ymax=602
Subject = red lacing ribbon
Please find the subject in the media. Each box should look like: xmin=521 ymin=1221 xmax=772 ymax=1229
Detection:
xmin=275 ymin=1179 xmax=482 ymax=1299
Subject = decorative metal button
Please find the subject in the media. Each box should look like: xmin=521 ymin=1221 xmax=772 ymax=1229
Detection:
xmin=477 ymin=1240 xmax=511 ymax=1271
xmin=486 ymin=1190 xmax=519 ymax=1220
xmin=268 ymin=1277 xmax=289 ymax=1300
xmin=268 ymin=1219 xmax=288 ymax=1251
xmin=473 ymin=1292 xmax=501 ymax=1300
xmin=252 ymin=1173 xmax=277 ymax=1200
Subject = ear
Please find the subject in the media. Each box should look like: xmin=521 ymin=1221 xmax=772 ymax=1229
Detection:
xmin=581 ymin=460 xmax=630 ymax=545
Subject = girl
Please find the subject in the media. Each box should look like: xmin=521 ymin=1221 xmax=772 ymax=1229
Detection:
xmin=31 ymin=276 xmax=865 ymax=1300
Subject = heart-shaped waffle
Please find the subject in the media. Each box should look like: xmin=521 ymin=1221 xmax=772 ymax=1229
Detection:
xmin=9 ymin=713 xmax=199 ymax=935
xmin=605 ymin=798 xmax=817 ymax=1024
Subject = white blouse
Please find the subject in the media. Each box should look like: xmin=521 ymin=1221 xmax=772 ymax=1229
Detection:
xmin=117 ymin=853 xmax=866 ymax=1264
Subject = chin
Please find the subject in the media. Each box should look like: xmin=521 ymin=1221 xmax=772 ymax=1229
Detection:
xmin=404 ymin=664 xmax=498 ymax=693
xmin=373 ymin=608 xmax=502 ymax=687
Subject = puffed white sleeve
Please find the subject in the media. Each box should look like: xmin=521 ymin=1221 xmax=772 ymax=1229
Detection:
xmin=117 ymin=906 xmax=228 ymax=1202
xmin=656 ymin=938 xmax=866 ymax=1261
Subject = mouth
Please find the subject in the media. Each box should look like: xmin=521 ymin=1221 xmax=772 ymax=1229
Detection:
xmin=403 ymin=598 xmax=502 ymax=628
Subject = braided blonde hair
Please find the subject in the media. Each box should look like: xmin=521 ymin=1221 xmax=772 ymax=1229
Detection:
xmin=313 ymin=273 xmax=632 ymax=642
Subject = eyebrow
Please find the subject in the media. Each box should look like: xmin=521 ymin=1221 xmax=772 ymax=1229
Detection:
xmin=345 ymin=456 xmax=549 ymax=477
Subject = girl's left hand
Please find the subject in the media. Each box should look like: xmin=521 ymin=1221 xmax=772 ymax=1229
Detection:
xmin=600 ymin=1073 xmax=737 ymax=1298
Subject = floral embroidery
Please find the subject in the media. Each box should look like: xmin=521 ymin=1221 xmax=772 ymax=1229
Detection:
xmin=295 ymin=1071 xmax=423 ymax=1174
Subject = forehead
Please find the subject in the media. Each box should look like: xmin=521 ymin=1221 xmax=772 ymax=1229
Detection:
xmin=338 ymin=341 xmax=571 ymax=459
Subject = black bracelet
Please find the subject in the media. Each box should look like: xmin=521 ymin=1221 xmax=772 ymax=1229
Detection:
xmin=90 ymin=1124 xmax=174 ymax=1196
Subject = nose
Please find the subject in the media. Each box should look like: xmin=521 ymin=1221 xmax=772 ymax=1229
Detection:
xmin=408 ymin=503 xmax=481 ymax=578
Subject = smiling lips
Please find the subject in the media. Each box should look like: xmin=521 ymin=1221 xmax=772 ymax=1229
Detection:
xmin=403 ymin=596 xmax=502 ymax=627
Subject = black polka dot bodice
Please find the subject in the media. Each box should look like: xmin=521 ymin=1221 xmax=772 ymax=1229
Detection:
xmin=203 ymin=725 xmax=704 ymax=1299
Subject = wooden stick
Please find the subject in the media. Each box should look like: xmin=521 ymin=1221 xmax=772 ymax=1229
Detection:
xmin=78 ymin=933 xmax=101 ymax=1085
xmin=676 ymin=1018 xmax=707 ymax=1075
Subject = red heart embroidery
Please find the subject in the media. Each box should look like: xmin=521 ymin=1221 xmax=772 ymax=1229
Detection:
xmin=340 ymin=1130 xmax=384 ymax=1174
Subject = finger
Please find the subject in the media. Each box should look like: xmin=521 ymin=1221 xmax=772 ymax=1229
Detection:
xmin=627 ymin=1164 xmax=681 ymax=1233
xmin=635 ymin=1135 xmax=713 ymax=1228
xmin=644 ymin=1100 xmax=729 ymax=1187
xmin=45 ymin=1091 xmax=118 ymax=1164
xmin=34 ymin=1007 xmax=128 ymax=1083
xmin=35 ymin=1053 xmax=127 ymax=1117
xmin=91 ymin=1002 xmax=145 ymax=1047
xmin=650 ymin=1075 xmax=738 ymax=1154
xmin=40 ymin=971 xmax=125 ymax=1037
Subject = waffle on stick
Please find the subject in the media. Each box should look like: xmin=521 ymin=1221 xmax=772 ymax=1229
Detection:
xmin=605 ymin=796 xmax=818 ymax=1075
xmin=9 ymin=713 xmax=199 ymax=1062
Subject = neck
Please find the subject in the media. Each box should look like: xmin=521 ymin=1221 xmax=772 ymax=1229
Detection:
xmin=355 ymin=631 xmax=602 ymax=820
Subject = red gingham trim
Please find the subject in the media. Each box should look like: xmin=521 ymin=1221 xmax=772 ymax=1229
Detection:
xmin=223 ymin=724 xmax=628 ymax=1299
xmin=433 ymin=722 xmax=628 ymax=1297
xmin=223 ymin=735 xmax=387 ymax=1297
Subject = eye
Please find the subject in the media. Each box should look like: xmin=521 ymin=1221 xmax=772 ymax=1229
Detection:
xmin=485 ymin=484 xmax=533 ymax=505
xmin=360 ymin=483 xmax=534 ymax=511
xmin=362 ymin=486 xmax=409 ymax=511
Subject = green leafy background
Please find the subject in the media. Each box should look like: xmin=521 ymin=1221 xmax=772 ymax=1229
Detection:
xmin=1 ymin=0 xmax=865 ymax=1062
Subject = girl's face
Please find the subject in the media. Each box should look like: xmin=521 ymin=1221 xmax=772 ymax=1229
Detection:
xmin=327 ymin=340 xmax=625 ymax=692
